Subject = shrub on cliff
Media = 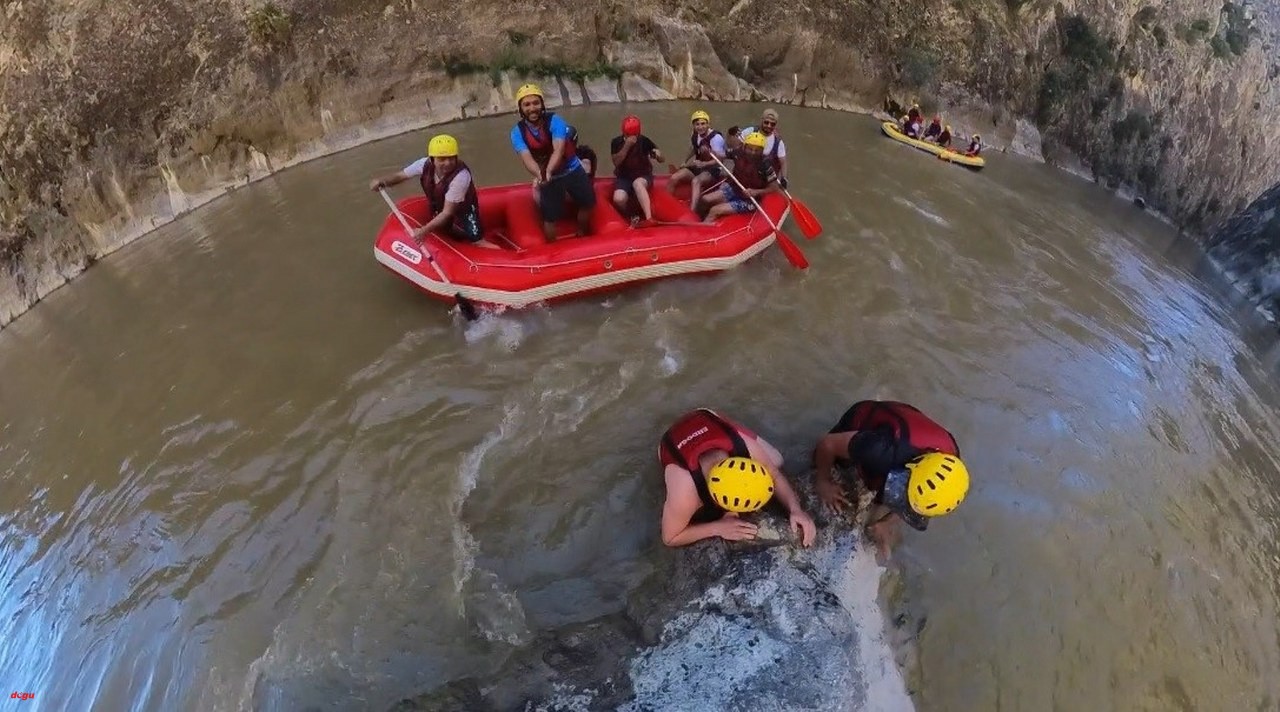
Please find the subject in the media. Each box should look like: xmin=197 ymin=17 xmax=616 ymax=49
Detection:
xmin=1221 ymin=2 xmax=1255 ymax=56
xmin=247 ymin=4 xmax=292 ymax=49
xmin=1035 ymin=15 xmax=1116 ymax=125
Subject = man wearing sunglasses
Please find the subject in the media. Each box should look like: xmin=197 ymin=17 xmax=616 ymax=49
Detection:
xmin=811 ymin=400 xmax=971 ymax=558
xmin=735 ymin=108 xmax=789 ymax=189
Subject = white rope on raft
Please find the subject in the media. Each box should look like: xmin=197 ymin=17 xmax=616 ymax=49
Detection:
xmin=387 ymin=197 xmax=788 ymax=273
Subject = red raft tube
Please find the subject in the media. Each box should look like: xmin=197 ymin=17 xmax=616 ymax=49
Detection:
xmin=372 ymin=175 xmax=791 ymax=312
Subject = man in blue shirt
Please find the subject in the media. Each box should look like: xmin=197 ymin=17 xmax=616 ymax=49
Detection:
xmin=509 ymin=84 xmax=597 ymax=241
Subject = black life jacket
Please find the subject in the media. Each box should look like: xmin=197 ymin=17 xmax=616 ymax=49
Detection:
xmin=690 ymin=129 xmax=724 ymax=161
xmin=420 ymin=159 xmax=481 ymax=237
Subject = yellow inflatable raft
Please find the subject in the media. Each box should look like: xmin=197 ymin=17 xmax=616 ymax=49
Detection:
xmin=879 ymin=121 xmax=986 ymax=170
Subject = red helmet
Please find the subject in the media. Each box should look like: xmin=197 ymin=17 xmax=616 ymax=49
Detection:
xmin=622 ymin=115 xmax=642 ymax=136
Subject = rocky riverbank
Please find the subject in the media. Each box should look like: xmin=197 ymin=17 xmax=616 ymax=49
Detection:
xmin=2 ymin=0 xmax=1280 ymax=329
xmin=389 ymin=496 xmax=921 ymax=712
xmin=1207 ymin=182 xmax=1280 ymax=323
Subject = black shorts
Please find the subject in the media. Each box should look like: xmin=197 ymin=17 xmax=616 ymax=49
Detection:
xmin=613 ymin=174 xmax=654 ymax=196
xmin=445 ymin=207 xmax=483 ymax=243
xmin=539 ymin=167 xmax=596 ymax=223
xmin=691 ymin=165 xmax=724 ymax=179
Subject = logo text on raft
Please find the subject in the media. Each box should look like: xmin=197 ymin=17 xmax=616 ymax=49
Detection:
xmin=10 ymin=693 xmax=35 ymax=701
xmin=676 ymin=426 xmax=709 ymax=450
xmin=392 ymin=241 xmax=423 ymax=265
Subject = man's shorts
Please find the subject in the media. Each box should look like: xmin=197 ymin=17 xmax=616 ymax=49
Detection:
xmin=445 ymin=207 xmax=483 ymax=243
xmin=719 ymin=183 xmax=755 ymax=214
xmin=539 ymin=167 xmax=596 ymax=223
xmin=613 ymin=174 xmax=654 ymax=197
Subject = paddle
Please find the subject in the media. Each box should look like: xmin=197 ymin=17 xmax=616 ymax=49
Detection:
xmin=379 ymin=188 xmax=479 ymax=321
xmin=709 ymin=154 xmax=808 ymax=270
xmin=780 ymin=187 xmax=822 ymax=239
xmin=680 ymin=161 xmax=822 ymax=240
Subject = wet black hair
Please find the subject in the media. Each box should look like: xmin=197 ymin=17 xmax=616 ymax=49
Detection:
xmin=847 ymin=429 xmax=902 ymax=479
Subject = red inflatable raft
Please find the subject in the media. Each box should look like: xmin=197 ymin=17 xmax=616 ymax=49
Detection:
xmin=372 ymin=175 xmax=791 ymax=311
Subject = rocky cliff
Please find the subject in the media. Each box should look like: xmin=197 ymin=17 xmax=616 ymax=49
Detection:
xmin=1207 ymin=181 xmax=1280 ymax=322
xmin=2 ymin=0 xmax=1279 ymax=328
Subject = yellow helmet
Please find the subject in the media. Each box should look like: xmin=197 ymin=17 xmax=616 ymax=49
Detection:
xmin=691 ymin=109 xmax=711 ymax=124
xmin=905 ymin=452 xmax=969 ymax=517
xmin=706 ymin=456 xmax=774 ymax=513
xmin=945 ymin=125 xmax=952 ymax=131
xmin=972 ymin=134 xmax=981 ymax=141
xmin=515 ymin=83 xmax=543 ymax=104
xmin=427 ymin=134 xmax=459 ymax=158
xmin=743 ymin=131 xmax=767 ymax=149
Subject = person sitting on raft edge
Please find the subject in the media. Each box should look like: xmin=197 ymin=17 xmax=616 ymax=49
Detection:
xmin=368 ymin=133 xmax=495 ymax=248
xmin=667 ymin=109 xmax=727 ymax=212
xmin=922 ymin=115 xmax=943 ymax=142
xmin=811 ymin=400 xmax=970 ymax=559
xmin=509 ymin=83 xmax=596 ymax=242
xmin=936 ymin=124 xmax=954 ymax=149
xmin=737 ymin=108 xmax=789 ymax=189
xmin=609 ymin=115 xmax=665 ymax=227
xmin=965 ymin=133 xmax=983 ymax=157
xmin=696 ymin=131 xmax=780 ymax=223
xmin=658 ymin=408 xmax=816 ymax=548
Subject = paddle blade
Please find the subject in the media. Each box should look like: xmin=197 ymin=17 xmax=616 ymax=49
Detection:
xmin=773 ymin=231 xmax=809 ymax=270
xmin=792 ymin=199 xmax=823 ymax=239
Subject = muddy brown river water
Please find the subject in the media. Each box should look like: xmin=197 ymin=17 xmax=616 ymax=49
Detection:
xmin=1 ymin=101 xmax=1278 ymax=711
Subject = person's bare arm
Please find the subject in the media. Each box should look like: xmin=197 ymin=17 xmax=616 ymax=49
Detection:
xmin=518 ymin=150 xmax=543 ymax=180
xmin=369 ymin=170 xmax=411 ymax=191
xmin=745 ymin=434 xmax=815 ymax=546
xmin=661 ymin=465 xmax=755 ymax=547
xmin=814 ymin=432 xmax=855 ymax=511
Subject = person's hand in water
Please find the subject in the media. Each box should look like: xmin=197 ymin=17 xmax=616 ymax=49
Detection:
xmin=865 ymin=515 xmax=897 ymax=562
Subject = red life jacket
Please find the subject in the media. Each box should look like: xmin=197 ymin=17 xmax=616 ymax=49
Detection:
xmin=659 ymin=408 xmax=753 ymax=515
xmin=690 ymin=129 xmax=723 ymax=161
xmin=517 ymin=112 xmax=578 ymax=168
xmin=730 ymin=150 xmax=773 ymax=191
xmin=420 ymin=159 xmax=481 ymax=236
xmin=829 ymin=400 xmax=959 ymax=457
xmin=614 ymin=135 xmax=654 ymax=180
